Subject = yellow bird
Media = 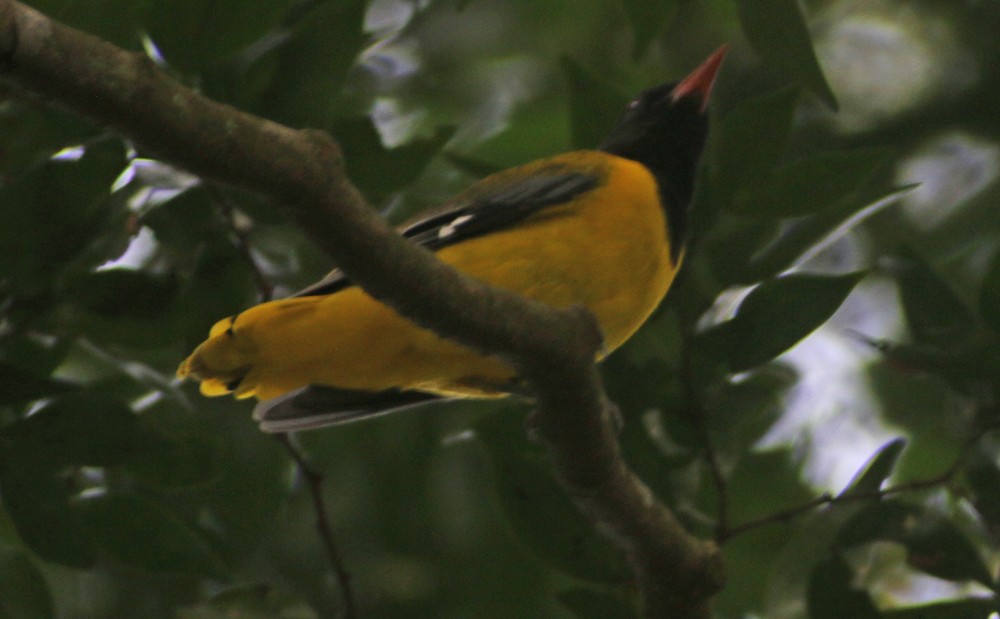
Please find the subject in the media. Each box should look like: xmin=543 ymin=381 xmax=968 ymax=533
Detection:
xmin=178 ymin=47 xmax=727 ymax=431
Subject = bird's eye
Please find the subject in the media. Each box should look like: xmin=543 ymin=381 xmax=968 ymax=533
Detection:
xmin=628 ymin=99 xmax=641 ymax=110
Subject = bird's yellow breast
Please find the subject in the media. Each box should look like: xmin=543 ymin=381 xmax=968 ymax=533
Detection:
xmin=437 ymin=152 xmax=674 ymax=351
xmin=178 ymin=152 xmax=678 ymax=401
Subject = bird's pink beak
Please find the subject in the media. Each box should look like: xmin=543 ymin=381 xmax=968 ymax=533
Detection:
xmin=671 ymin=45 xmax=730 ymax=112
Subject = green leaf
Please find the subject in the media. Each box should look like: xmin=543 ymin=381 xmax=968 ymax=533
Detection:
xmin=806 ymin=556 xmax=880 ymax=619
xmin=714 ymin=511 xmax=798 ymax=615
xmin=903 ymin=517 xmax=993 ymax=586
xmin=716 ymin=160 xmax=901 ymax=286
xmin=176 ymin=235 xmax=255 ymax=351
xmin=0 ymin=142 xmax=128 ymax=296
xmin=0 ymin=392 xmax=219 ymax=488
xmin=177 ymin=583 xmax=319 ymax=619
xmin=477 ymin=413 xmax=629 ymax=584
xmin=734 ymin=149 xmax=892 ymax=219
xmin=467 ymin=94 xmax=572 ymax=166
xmin=865 ymin=335 xmax=1000 ymax=397
xmin=2 ymin=394 xmax=165 ymax=469
xmin=700 ymin=87 xmax=798 ymax=228
xmin=727 ymin=449 xmax=813 ymax=524
xmin=835 ymin=501 xmax=994 ymax=586
xmin=126 ymin=436 xmax=220 ymax=488
xmin=707 ymin=365 xmax=794 ymax=459
xmin=262 ymin=0 xmax=368 ymax=128
xmin=488 ymin=452 xmax=628 ymax=583
xmin=557 ymin=587 xmax=639 ymax=619
xmin=0 ymin=335 xmax=72 ymax=378
xmin=620 ymin=0 xmax=678 ymax=60
xmin=442 ymin=152 xmax=505 ymax=179
xmin=839 ymin=438 xmax=906 ymax=497
xmin=0 ymin=104 xmax=98 ymax=177
xmin=141 ymin=188 xmax=217 ymax=250
xmin=78 ymin=494 xmax=226 ymax=577
xmin=180 ymin=398 xmax=289 ymax=553
xmin=835 ymin=501 xmax=916 ymax=548
xmin=978 ymin=248 xmax=1000 ymax=334
xmin=965 ymin=454 xmax=1000 ymax=527
xmin=0 ymin=362 xmax=75 ymax=406
xmin=147 ymin=0 xmax=292 ymax=72
xmin=332 ymin=119 xmax=457 ymax=201
xmin=882 ymin=598 xmax=1000 ymax=618
xmin=27 ymin=0 xmax=149 ymax=47
xmin=65 ymin=269 xmax=179 ymax=319
xmin=701 ymin=212 xmax=781 ymax=286
xmin=887 ymin=250 xmax=978 ymax=349
xmin=562 ymin=58 xmax=629 ymax=150
xmin=703 ymin=272 xmax=864 ymax=372
xmin=0 ymin=548 xmax=55 ymax=619
xmin=712 ymin=87 xmax=799 ymax=193
xmin=735 ymin=184 xmax=912 ymax=284
xmin=0 ymin=396 xmax=209 ymax=569
xmin=0 ymin=466 xmax=96 ymax=568
xmin=61 ymin=265 xmax=184 ymax=347
xmin=736 ymin=0 xmax=838 ymax=108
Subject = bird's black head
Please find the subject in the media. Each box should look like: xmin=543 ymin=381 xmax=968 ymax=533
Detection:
xmin=600 ymin=46 xmax=727 ymax=257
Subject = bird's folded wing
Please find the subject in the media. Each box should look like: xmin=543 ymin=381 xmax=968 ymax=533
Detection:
xmin=292 ymin=170 xmax=599 ymax=298
xmin=253 ymin=385 xmax=447 ymax=432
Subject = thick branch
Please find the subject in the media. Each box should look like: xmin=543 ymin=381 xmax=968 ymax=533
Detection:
xmin=0 ymin=2 xmax=723 ymax=615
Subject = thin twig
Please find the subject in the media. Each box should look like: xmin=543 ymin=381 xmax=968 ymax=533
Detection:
xmin=693 ymin=411 xmax=728 ymax=540
xmin=212 ymin=190 xmax=352 ymax=609
xmin=721 ymin=470 xmax=958 ymax=541
xmin=721 ymin=493 xmax=836 ymax=540
xmin=721 ymin=424 xmax=995 ymax=542
xmin=208 ymin=186 xmax=274 ymax=302
xmin=679 ymin=331 xmax=730 ymax=539
xmin=274 ymin=434 xmax=358 ymax=619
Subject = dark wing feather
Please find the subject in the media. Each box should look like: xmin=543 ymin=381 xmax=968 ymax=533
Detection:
xmin=403 ymin=172 xmax=599 ymax=250
xmin=292 ymin=269 xmax=352 ymax=297
xmin=254 ymin=385 xmax=447 ymax=432
xmin=293 ymin=171 xmax=599 ymax=298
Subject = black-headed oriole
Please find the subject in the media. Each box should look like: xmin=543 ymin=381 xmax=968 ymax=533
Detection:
xmin=178 ymin=47 xmax=728 ymax=431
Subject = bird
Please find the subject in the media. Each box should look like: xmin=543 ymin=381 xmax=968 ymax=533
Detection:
xmin=177 ymin=46 xmax=728 ymax=432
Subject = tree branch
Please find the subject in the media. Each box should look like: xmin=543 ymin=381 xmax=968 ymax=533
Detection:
xmin=0 ymin=2 xmax=723 ymax=615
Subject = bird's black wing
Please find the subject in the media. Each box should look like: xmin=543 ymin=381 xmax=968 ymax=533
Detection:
xmin=401 ymin=171 xmax=598 ymax=250
xmin=292 ymin=171 xmax=598 ymax=298
xmin=254 ymin=385 xmax=445 ymax=433
xmin=257 ymin=169 xmax=598 ymax=430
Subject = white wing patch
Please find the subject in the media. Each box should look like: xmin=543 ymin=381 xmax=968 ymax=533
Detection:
xmin=437 ymin=214 xmax=474 ymax=239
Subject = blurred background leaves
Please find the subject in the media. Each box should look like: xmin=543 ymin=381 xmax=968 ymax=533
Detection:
xmin=2 ymin=0 xmax=1000 ymax=617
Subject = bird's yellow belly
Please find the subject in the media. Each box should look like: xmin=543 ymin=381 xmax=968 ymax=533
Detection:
xmin=437 ymin=168 xmax=674 ymax=355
